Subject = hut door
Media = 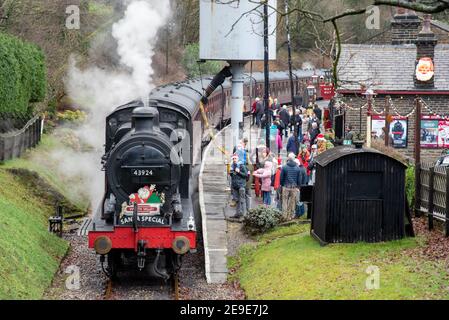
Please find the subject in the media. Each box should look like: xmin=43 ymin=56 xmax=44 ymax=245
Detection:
xmin=343 ymin=200 xmax=383 ymax=242
xmin=344 ymin=172 xmax=384 ymax=242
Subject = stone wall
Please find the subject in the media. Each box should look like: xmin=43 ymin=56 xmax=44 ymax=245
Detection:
xmin=342 ymin=94 xmax=449 ymax=162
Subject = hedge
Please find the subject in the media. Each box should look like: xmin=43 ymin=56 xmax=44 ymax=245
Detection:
xmin=0 ymin=33 xmax=47 ymax=117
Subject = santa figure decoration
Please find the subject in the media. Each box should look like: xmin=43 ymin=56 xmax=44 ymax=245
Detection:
xmin=416 ymin=57 xmax=434 ymax=82
xmin=129 ymin=185 xmax=156 ymax=204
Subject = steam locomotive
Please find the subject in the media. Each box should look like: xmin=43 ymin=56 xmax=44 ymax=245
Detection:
xmin=85 ymin=67 xmax=328 ymax=280
xmin=87 ymin=98 xmax=198 ymax=280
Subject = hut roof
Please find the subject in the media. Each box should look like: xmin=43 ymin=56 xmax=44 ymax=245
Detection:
xmin=315 ymin=146 xmax=408 ymax=168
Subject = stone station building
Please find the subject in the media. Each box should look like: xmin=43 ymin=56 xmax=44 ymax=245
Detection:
xmin=338 ymin=9 xmax=449 ymax=161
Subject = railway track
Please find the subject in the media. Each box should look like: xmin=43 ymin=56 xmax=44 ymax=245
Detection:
xmin=103 ymin=273 xmax=180 ymax=300
xmin=45 ymin=221 xmax=242 ymax=300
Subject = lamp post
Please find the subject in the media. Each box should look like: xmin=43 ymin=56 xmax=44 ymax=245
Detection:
xmin=307 ymin=84 xmax=316 ymax=105
xmin=363 ymin=88 xmax=377 ymax=148
xmin=284 ymin=0 xmax=296 ymax=133
xmin=263 ymin=0 xmax=270 ymax=149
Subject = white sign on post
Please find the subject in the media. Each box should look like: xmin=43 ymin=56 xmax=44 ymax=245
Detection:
xmin=200 ymin=0 xmax=277 ymax=61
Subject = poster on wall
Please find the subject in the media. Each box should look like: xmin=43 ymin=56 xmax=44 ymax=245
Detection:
xmin=371 ymin=116 xmax=408 ymax=148
xmin=421 ymin=117 xmax=440 ymax=148
xmin=390 ymin=117 xmax=408 ymax=148
xmin=438 ymin=120 xmax=449 ymax=148
xmin=371 ymin=116 xmax=386 ymax=140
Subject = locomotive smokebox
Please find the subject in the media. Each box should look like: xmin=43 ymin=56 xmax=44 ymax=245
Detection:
xmin=132 ymin=105 xmax=160 ymax=133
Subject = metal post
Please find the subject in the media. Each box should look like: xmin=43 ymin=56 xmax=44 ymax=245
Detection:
xmin=359 ymin=103 xmax=362 ymax=139
xmin=165 ymin=25 xmax=169 ymax=75
xmin=414 ymin=98 xmax=422 ymax=217
xmin=230 ymin=62 xmax=246 ymax=148
xmin=285 ymin=0 xmax=296 ymax=132
xmin=384 ymin=96 xmax=390 ymax=147
xmin=366 ymin=97 xmax=372 ymax=148
xmin=428 ymin=166 xmax=435 ymax=230
xmin=263 ymin=0 xmax=270 ymax=149
xmin=445 ymin=167 xmax=449 ymax=236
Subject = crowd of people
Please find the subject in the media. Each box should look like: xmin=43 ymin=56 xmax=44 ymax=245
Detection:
xmin=227 ymin=97 xmax=336 ymax=221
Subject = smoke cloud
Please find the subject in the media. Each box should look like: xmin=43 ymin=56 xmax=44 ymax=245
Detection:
xmin=55 ymin=0 xmax=172 ymax=211
xmin=112 ymin=0 xmax=170 ymax=103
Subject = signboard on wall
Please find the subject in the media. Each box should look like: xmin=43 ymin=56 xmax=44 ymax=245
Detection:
xmin=319 ymin=84 xmax=335 ymax=100
xmin=390 ymin=117 xmax=408 ymax=148
xmin=421 ymin=116 xmax=449 ymax=148
xmin=438 ymin=120 xmax=449 ymax=148
xmin=421 ymin=118 xmax=439 ymax=148
xmin=371 ymin=116 xmax=386 ymax=140
xmin=371 ymin=116 xmax=408 ymax=148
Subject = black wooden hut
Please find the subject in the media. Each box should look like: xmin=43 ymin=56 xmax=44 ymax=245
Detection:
xmin=311 ymin=145 xmax=411 ymax=244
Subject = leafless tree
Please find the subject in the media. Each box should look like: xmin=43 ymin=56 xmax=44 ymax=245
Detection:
xmin=217 ymin=0 xmax=449 ymax=87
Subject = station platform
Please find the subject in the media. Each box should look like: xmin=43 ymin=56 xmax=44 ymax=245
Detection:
xmin=199 ymin=119 xmax=288 ymax=284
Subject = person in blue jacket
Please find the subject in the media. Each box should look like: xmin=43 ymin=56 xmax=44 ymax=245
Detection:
xmin=280 ymin=153 xmax=307 ymax=220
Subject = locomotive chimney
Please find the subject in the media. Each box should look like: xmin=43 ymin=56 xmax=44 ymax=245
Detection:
xmin=132 ymin=103 xmax=160 ymax=133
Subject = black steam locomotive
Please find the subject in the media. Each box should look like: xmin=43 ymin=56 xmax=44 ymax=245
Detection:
xmin=88 ymin=99 xmax=197 ymax=280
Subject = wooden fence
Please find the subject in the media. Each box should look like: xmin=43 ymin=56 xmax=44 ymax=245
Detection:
xmin=0 ymin=115 xmax=42 ymax=162
xmin=416 ymin=161 xmax=449 ymax=236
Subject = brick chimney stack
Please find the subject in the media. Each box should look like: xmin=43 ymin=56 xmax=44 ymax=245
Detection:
xmin=415 ymin=14 xmax=437 ymax=89
xmin=391 ymin=7 xmax=421 ymax=45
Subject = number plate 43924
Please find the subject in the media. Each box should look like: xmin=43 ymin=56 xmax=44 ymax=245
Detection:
xmin=132 ymin=169 xmax=153 ymax=177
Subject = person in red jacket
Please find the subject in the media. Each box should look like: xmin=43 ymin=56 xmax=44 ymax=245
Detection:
xmin=251 ymin=97 xmax=260 ymax=126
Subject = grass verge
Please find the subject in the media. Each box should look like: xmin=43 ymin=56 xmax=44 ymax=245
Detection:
xmin=0 ymin=169 xmax=68 ymax=299
xmin=229 ymin=225 xmax=449 ymax=300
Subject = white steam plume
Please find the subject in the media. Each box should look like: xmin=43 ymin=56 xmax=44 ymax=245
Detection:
xmin=112 ymin=1 xmax=170 ymax=103
xmin=58 ymin=0 xmax=171 ymax=211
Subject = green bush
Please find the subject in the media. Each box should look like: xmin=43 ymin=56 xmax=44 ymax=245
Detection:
xmin=243 ymin=206 xmax=283 ymax=235
xmin=0 ymin=32 xmax=47 ymax=117
xmin=181 ymin=43 xmax=223 ymax=78
xmin=406 ymin=166 xmax=415 ymax=208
